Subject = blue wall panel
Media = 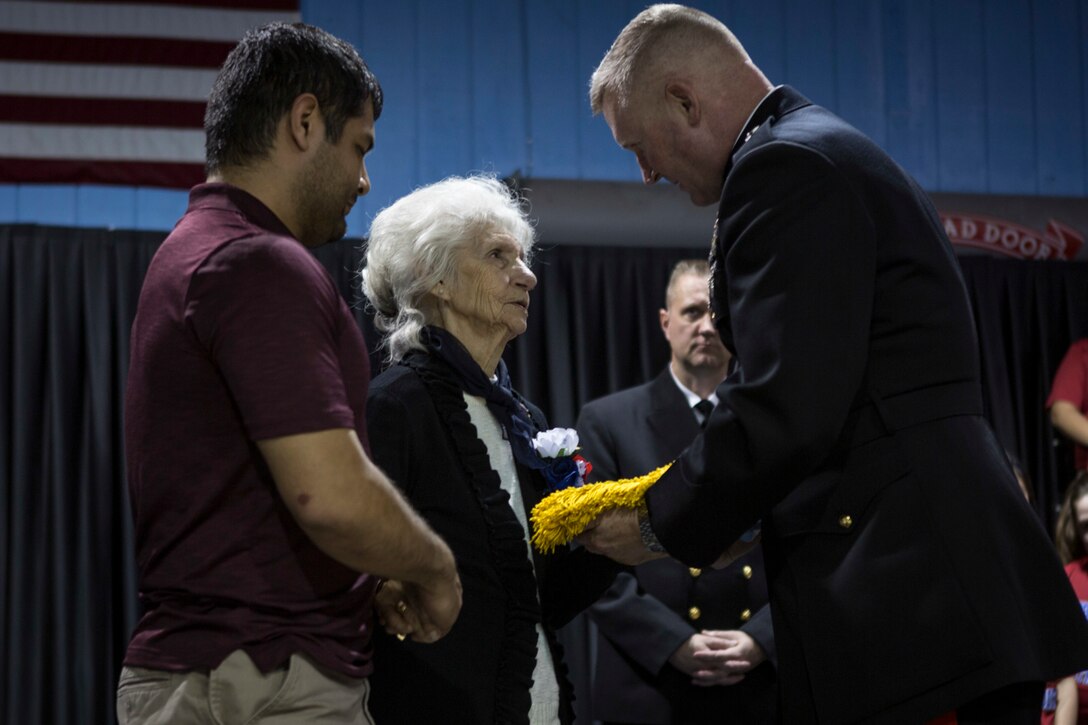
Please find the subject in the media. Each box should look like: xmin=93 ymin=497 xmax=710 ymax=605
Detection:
xmin=574 ymin=1 xmax=637 ymax=180
xmin=134 ymin=188 xmax=188 ymax=231
xmin=985 ymin=0 xmax=1038 ymax=194
xmin=1032 ymin=0 xmax=1086 ymax=195
xmin=2 ymin=0 xmax=1086 ymax=232
xmin=524 ymin=1 xmax=582 ymax=180
xmin=417 ymin=0 xmax=474 ymax=184
xmin=731 ymin=0 xmax=786 ymax=90
xmin=16 ymin=185 xmax=77 ymax=226
xmin=934 ymin=0 xmax=987 ymax=192
xmin=75 ymin=187 xmax=137 ymax=231
xmin=883 ymin=0 xmax=940 ymax=189
xmin=356 ymin=0 xmax=420 ymax=225
xmin=784 ymin=0 xmax=836 ymax=111
xmin=833 ymin=0 xmax=886 ymax=147
xmin=471 ymin=0 xmax=529 ymax=180
xmin=0 ymin=186 xmax=17 ymax=223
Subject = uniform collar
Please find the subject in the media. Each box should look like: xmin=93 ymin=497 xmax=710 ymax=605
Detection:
xmin=722 ymin=85 xmax=813 ymax=178
xmin=729 ymin=85 xmax=782 ymax=154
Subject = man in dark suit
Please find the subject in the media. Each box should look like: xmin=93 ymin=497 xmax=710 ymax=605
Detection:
xmin=578 ymin=5 xmax=1088 ymax=723
xmin=577 ymin=259 xmax=776 ymax=724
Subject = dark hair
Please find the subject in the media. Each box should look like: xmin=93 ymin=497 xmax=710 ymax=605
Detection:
xmin=1055 ymin=470 xmax=1088 ymax=564
xmin=204 ymin=22 xmax=383 ymax=174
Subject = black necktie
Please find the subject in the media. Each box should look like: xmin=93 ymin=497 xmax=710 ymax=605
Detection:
xmin=694 ymin=399 xmax=714 ymax=429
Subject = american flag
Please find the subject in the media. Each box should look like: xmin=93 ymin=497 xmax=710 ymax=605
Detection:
xmin=0 ymin=0 xmax=300 ymax=188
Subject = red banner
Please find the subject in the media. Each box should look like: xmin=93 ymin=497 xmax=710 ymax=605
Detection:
xmin=941 ymin=213 xmax=1085 ymax=261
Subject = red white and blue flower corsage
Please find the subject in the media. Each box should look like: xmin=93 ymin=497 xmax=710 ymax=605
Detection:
xmin=531 ymin=427 xmax=592 ymax=492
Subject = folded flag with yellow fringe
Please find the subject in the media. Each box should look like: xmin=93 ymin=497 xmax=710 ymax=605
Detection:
xmin=529 ymin=462 xmax=673 ymax=553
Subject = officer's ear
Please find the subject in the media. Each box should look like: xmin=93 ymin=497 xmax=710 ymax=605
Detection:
xmin=665 ymin=81 xmax=700 ymax=127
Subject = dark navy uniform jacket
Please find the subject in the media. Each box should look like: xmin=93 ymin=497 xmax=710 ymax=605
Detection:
xmin=646 ymin=86 xmax=1088 ymax=723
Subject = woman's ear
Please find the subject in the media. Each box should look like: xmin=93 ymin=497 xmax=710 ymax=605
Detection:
xmin=430 ymin=280 xmax=450 ymax=301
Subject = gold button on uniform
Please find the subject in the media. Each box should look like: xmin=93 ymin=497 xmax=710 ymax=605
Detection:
xmin=688 ymin=606 xmax=702 ymax=621
xmin=688 ymin=567 xmax=702 ymax=578
xmin=839 ymin=515 xmax=854 ymax=529
xmin=742 ymin=565 xmax=753 ymax=579
xmin=740 ymin=608 xmax=752 ymax=622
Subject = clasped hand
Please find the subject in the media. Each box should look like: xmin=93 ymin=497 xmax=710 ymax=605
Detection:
xmin=375 ymin=574 xmax=462 ymax=643
xmin=669 ymin=630 xmax=767 ymax=686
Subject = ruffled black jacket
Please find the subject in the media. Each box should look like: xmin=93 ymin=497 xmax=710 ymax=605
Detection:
xmin=365 ymin=352 xmax=618 ymax=725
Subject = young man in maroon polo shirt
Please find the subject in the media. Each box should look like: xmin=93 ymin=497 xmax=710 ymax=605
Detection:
xmin=117 ymin=23 xmax=461 ymax=724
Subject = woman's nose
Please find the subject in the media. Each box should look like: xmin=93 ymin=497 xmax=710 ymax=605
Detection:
xmin=516 ymin=259 xmax=537 ymax=290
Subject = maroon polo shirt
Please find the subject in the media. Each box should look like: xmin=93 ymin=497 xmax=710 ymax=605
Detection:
xmin=123 ymin=183 xmax=377 ymax=677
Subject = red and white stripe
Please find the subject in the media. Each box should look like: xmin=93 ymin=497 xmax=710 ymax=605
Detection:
xmin=0 ymin=0 xmax=300 ymax=188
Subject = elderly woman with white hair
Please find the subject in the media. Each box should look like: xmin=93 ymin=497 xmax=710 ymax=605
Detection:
xmin=361 ymin=175 xmax=617 ymax=725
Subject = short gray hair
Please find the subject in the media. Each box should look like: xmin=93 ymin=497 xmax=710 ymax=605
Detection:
xmin=361 ymin=175 xmax=535 ymax=363
xmin=589 ymin=4 xmax=744 ymax=114
xmin=665 ymin=258 xmax=710 ymax=307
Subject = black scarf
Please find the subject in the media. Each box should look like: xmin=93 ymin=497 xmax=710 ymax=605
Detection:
xmin=419 ymin=326 xmax=545 ymax=472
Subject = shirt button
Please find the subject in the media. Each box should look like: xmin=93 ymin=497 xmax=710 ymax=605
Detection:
xmin=688 ymin=567 xmax=702 ymax=578
xmin=839 ymin=515 xmax=854 ymax=529
xmin=740 ymin=608 xmax=752 ymax=622
xmin=688 ymin=606 xmax=702 ymax=621
xmin=742 ymin=565 xmax=753 ymax=579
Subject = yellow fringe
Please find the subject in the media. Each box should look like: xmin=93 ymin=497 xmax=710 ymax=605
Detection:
xmin=529 ymin=462 xmax=672 ymax=554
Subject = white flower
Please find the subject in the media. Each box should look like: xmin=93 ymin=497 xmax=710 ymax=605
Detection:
xmin=532 ymin=427 xmax=580 ymax=458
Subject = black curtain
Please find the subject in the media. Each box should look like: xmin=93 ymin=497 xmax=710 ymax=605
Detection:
xmin=2 ymin=225 xmax=151 ymax=725
xmin=2 ymin=225 xmax=1087 ymax=723
xmin=960 ymin=257 xmax=1088 ymax=524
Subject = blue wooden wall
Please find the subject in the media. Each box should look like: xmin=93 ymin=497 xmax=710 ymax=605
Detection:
xmin=1 ymin=0 xmax=1086 ymax=235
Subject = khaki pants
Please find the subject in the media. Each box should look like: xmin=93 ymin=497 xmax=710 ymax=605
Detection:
xmin=116 ymin=650 xmax=373 ymax=725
